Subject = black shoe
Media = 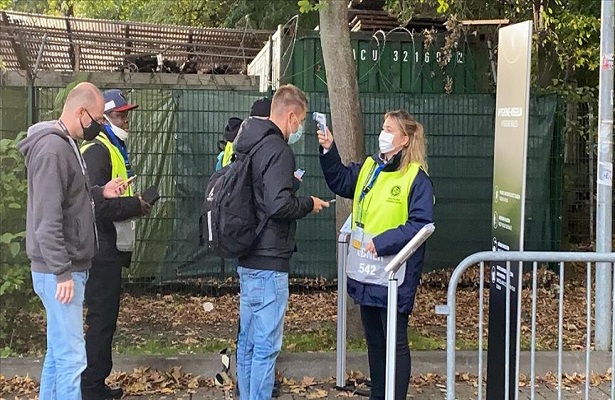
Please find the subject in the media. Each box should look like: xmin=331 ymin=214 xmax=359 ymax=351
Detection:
xmin=82 ymin=391 xmax=112 ymax=400
xmin=104 ymin=385 xmax=123 ymax=399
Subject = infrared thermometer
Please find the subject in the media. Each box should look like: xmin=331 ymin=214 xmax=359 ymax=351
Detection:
xmin=312 ymin=112 xmax=328 ymax=139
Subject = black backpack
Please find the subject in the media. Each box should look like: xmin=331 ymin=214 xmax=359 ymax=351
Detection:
xmin=199 ymin=135 xmax=273 ymax=258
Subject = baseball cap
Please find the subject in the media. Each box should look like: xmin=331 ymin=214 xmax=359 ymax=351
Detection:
xmin=103 ymin=89 xmax=139 ymax=114
xmin=250 ymin=97 xmax=271 ymax=117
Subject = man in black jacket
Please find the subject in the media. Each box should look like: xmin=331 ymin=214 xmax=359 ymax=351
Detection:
xmin=233 ymin=84 xmax=329 ymax=400
xmin=80 ymin=89 xmax=151 ymax=400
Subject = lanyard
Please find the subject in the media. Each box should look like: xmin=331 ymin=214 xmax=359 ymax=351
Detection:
xmin=359 ymin=163 xmax=385 ymax=202
xmin=356 ymin=162 xmax=386 ymax=225
xmin=58 ymin=120 xmax=87 ymax=177
xmin=57 ymin=120 xmax=99 ymax=247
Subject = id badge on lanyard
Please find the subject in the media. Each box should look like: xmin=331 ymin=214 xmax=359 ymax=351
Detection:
xmin=352 ymin=163 xmax=382 ymax=249
xmin=351 ymin=222 xmax=364 ymax=249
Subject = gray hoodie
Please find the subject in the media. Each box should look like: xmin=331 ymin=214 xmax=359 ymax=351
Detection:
xmin=17 ymin=121 xmax=103 ymax=282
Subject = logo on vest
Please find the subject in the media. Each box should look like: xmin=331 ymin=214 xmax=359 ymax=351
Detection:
xmin=390 ymin=185 xmax=401 ymax=196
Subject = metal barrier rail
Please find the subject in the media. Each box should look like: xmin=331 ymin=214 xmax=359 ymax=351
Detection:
xmin=384 ymin=224 xmax=436 ymax=400
xmin=335 ymin=224 xmax=436 ymax=398
xmin=436 ymin=251 xmax=615 ymax=400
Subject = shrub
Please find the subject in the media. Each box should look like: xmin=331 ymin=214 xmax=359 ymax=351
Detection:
xmin=0 ymin=132 xmax=38 ymax=355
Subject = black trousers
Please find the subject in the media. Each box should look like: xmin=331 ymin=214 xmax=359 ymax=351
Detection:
xmin=360 ymin=305 xmax=411 ymax=400
xmin=82 ymin=260 xmax=122 ymax=395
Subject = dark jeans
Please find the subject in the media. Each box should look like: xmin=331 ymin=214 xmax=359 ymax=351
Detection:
xmin=82 ymin=260 xmax=122 ymax=397
xmin=360 ymin=305 xmax=411 ymax=400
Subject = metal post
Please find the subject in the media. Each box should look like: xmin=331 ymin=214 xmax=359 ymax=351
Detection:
xmin=595 ymin=0 xmax=614 ymax=351
xmin=336 ymin=233 xmax=349 ymax=389
xmin=383 ymin=224 xmax=435 ymax=400
xmin=385 ymin=272 xmax=398 ymax=400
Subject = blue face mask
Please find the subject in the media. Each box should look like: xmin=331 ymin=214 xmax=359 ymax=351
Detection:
xmin=288 ymin=114 xmax=304 ymax=145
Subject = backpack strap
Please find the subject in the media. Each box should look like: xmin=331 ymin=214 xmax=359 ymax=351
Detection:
xmin=244 ymin=133 xmax=280 ymax=237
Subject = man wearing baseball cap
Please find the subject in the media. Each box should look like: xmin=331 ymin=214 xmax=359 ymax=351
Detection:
xmin=80 ymin=89 xmax=151 ymax=400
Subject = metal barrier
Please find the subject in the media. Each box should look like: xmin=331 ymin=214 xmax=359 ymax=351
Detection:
xmin=336 ymin=232 xmax=350 ymax=389
xmin=384 ymin=224 xmax=436 ymax=399
xmin=335 ymin=224 xmax=436 ymax=397
xmin=436 ymin=251 xmax=615 ymax=400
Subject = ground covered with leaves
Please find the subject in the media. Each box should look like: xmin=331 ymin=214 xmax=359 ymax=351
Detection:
xmin=3 ymin=367 xmax=615 ymax=399
xmin=5 ymin=267 xmax=599 ymax=358
xmin=2 ymin=266 xmax=609 ymax=397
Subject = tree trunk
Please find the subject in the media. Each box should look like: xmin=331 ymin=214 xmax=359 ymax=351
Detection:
xmin=319 ymin=0 xmax=365 ymax=340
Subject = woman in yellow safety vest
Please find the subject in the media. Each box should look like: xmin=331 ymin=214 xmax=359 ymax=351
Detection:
xmin=318 ymin=110 xmax=434 ymax=400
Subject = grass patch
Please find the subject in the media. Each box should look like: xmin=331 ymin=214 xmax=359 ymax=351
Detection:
xmin=111 ymin=325 xmax=449 ymax=356
xmin=408 ymin=329 xmax=445 ymax=350
xmin=114 ymin=335 xmax=234 ymax=356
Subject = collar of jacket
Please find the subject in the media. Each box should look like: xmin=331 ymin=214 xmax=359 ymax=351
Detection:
xmin=371 ymin=150 xmax=402 ymax=172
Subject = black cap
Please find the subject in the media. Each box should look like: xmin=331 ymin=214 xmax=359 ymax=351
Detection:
xmin=224 ymin=117 xmax=243 ymax=142
xmin=250 ymin=97 xmax=271 ymax=117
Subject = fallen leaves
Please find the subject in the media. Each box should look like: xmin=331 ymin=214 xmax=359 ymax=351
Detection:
xmin=5 ymin=266 xmax=608 ymax=358
xmin=3 ymin=369 xmax=615 ymax=397
xmin=280 ymin=375 xmax=332 ymax=398
xmin=107 ymin=366 xmax=204 ymax=395
xmin=0 ymin=374 xmax=39 ymax=396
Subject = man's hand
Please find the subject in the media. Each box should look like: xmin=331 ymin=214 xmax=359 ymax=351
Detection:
xmin=310 ymin=196 xmax=330 ymax=214
xmin=56 ymin=279 xmax=74 ymax=304
xmin=102 ymin=177 xmax=127 ymax=198
xmin=317 ymin=127 xmax=333 ymax=150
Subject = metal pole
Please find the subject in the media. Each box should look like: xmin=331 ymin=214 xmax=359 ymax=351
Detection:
xmin=595 ymin=0 xmax=614 ymax=351
xmin=336 ymin=233 xmax=349 ymax=389
xmin=382 ymin=224 xmax=435 ymax=399
xmin=385 ymin=272 xmax=398 ymax=400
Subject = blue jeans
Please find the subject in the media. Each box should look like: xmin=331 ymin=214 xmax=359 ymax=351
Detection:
xmin=32 ymin=271 xmax=88 ymax=400
xmin=236 ymin=266 xmax=288 ymax=400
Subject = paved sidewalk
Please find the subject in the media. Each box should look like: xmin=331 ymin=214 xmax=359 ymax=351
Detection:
xmin=3 ymin=351 xmax=613 ymax=380
xmin=2 ymin=351 xmax=613 ymax=399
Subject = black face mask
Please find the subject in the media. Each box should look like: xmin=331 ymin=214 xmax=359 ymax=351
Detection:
xmin=81 ymin=110 xmax=103 ymax=141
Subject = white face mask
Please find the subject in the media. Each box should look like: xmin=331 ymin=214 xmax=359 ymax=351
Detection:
xmin=378 ymin=130 xmax=396 ymax=154
xmin=104 ymin=115 xmax=129 ymax=141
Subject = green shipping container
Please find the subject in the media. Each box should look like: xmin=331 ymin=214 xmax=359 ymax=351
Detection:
xmin=275 ymin=30 xmax=491 ymax=94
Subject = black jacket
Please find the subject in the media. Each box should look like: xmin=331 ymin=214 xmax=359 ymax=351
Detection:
xmin=234 ymin=118 xmax=314 ymax=272
xmin=82 ymin=136 xmax=143 ymax=267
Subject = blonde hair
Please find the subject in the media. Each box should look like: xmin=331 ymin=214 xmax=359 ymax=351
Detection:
xmin=271 ymin=84 xmax=308 ymax=115
xmin=385 ymin=110 xmax=428 ymax=173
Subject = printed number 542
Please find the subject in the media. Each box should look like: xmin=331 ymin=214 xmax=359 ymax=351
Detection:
xmin=358 ymin=264 xmax=376 ymax=276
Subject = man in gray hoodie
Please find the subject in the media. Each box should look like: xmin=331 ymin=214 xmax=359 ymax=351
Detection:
xmin=17 ymin=82 xmax=126 ymax=400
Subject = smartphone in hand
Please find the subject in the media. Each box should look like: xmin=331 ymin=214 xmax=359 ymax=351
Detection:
xmin=142 ymin=185 xmax=160 ymax=205
xmin=125 ymin=175 xmax=137 ymax=185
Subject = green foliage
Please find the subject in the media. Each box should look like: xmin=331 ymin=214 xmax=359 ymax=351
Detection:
xmin=384 ymin=0 xmax=449 ymax=23
xmin=1 ymin=0 xmax=316 ymax=30
xmin=41 ymin=74 xmax=88 ymax=120
xmin=223 ymin=0 xmax=317 ymax=30
xmin=385 ymin=0 xmax=600 ymax=141
xmin=297 ymin=0 xmax=326 ymax=14
xmin=1 ymin=0 xmax=51 ymax=14
xmin=0 ymin=131 xmax=37 ymax=353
